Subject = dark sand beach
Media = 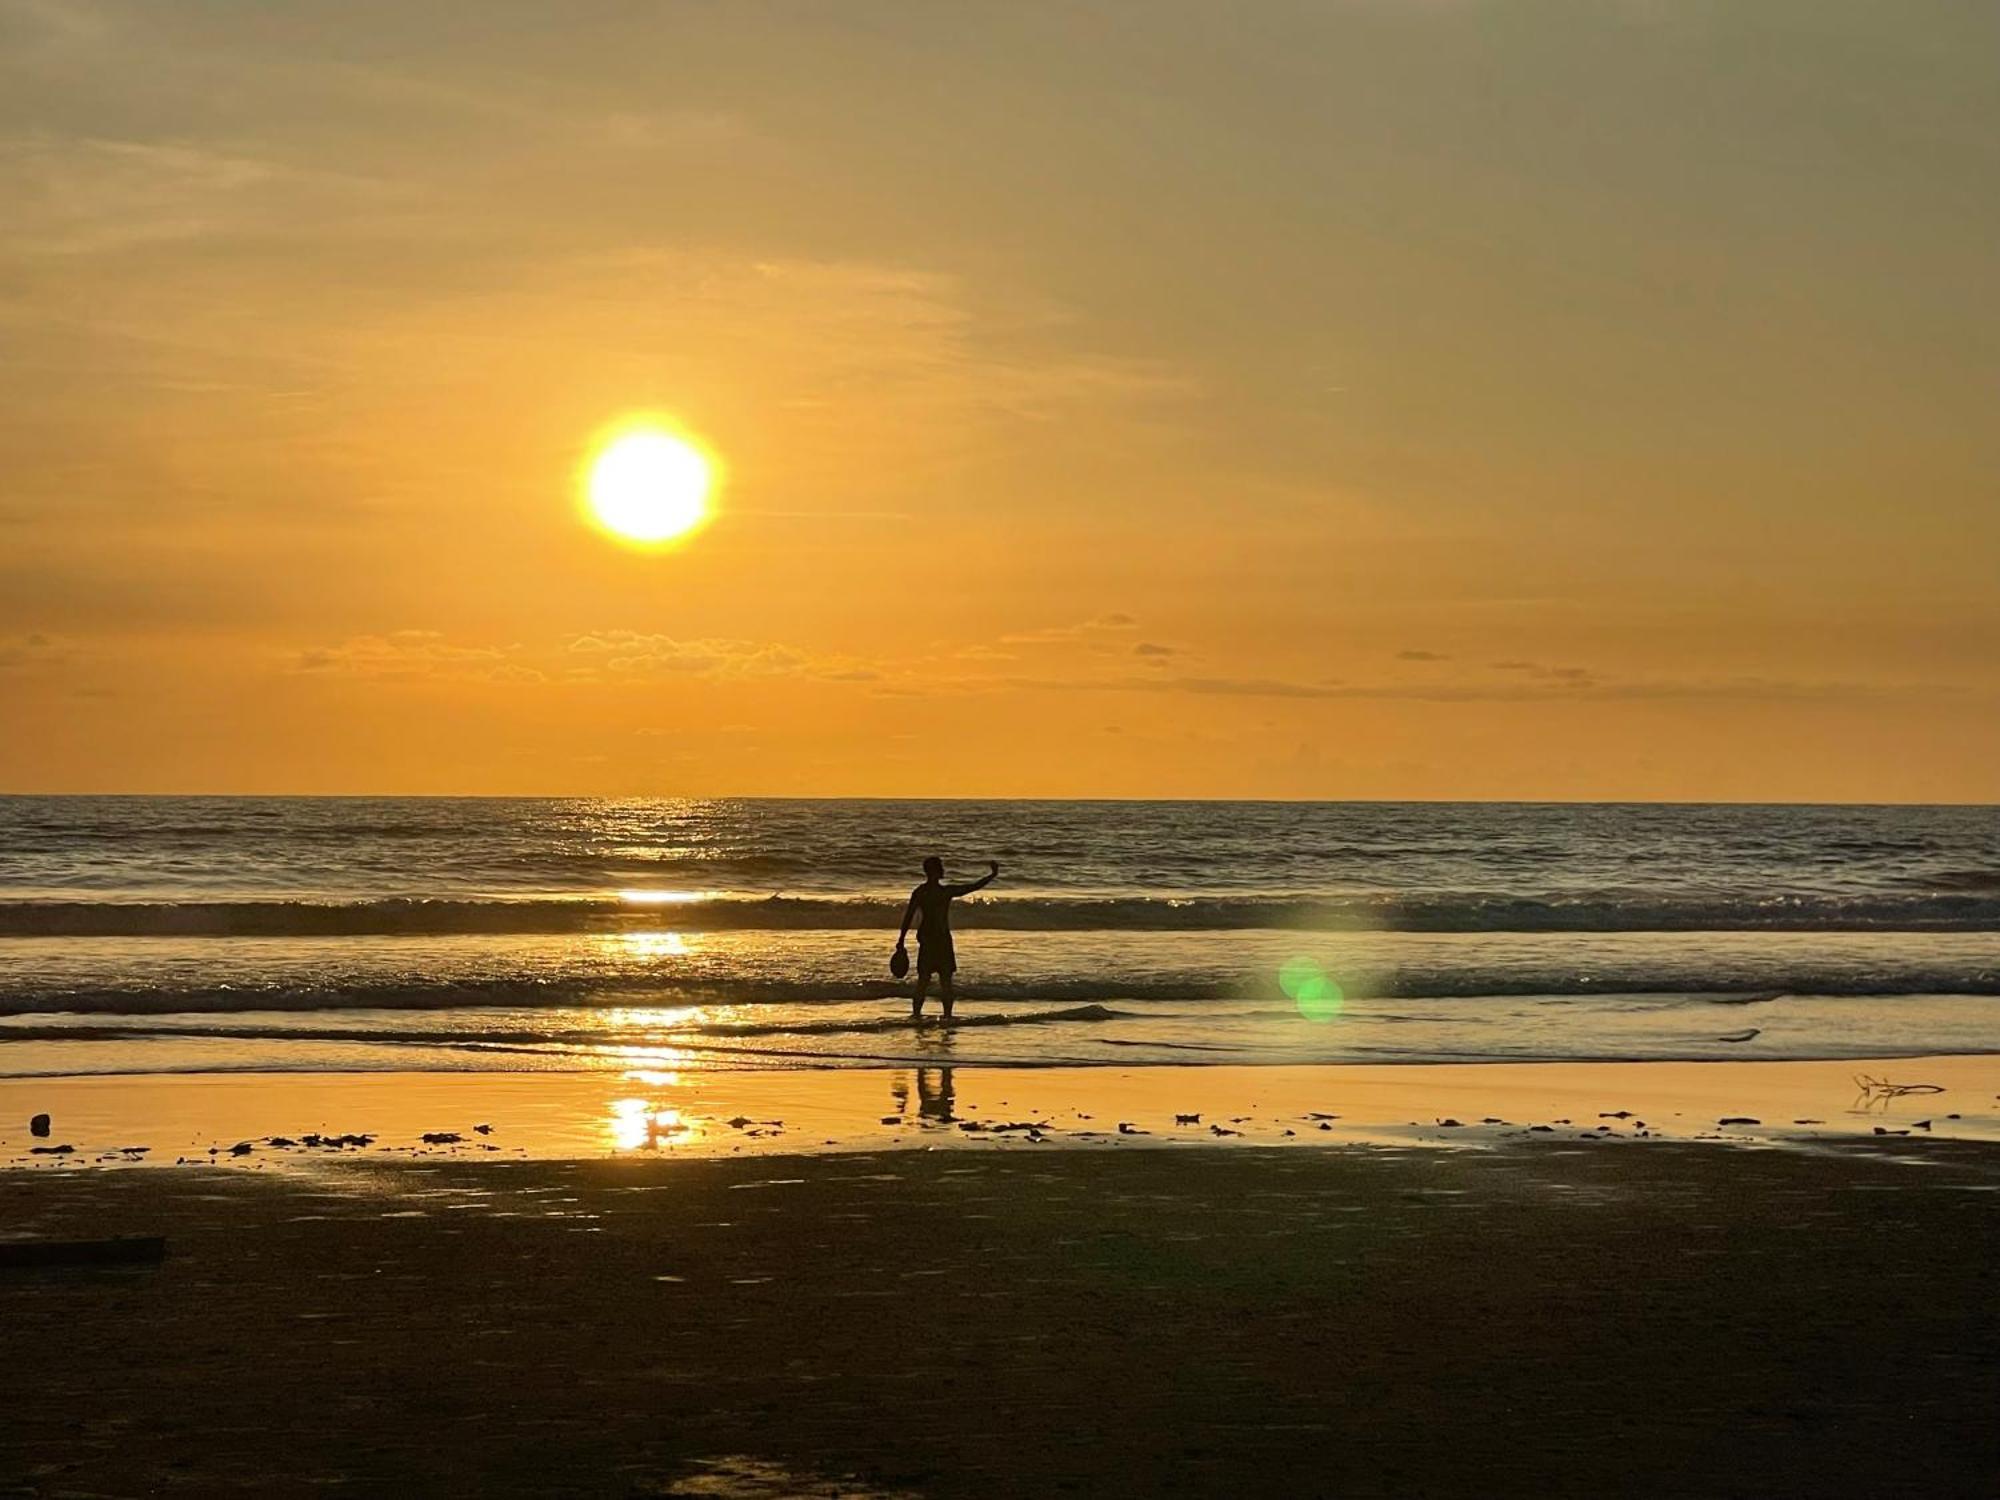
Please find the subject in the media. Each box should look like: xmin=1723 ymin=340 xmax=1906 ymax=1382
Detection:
xmin=6 ymin=1113 xmax=1999 ymax=1497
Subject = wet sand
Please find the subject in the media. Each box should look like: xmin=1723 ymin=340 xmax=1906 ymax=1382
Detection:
xmin=5 ymin=1054 xmax=1997 ymax=1169
xmin=5 ymin=1137 xmax=2000 ymax=1497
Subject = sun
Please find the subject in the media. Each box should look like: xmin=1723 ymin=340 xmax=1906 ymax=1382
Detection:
xmin=582 ymin=422 xmax=717 ymax=546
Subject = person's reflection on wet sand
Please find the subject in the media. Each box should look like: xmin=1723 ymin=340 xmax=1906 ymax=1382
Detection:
xmin=917 ymin=1066 xmax=955 ymax=1125
xmin=887 ymin=1066 xmax=957 ymax=1126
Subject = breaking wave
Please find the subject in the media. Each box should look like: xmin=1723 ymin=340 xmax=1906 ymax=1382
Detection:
xmin=4 ymin=967 xmax=1999 ymax=1018
xmin=6 ymin=889 xmax=2000 ymax=938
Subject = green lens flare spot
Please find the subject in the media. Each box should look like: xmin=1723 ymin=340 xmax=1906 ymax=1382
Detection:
xmin=1280 ymin=956 xmax=1345 ymax=1022
xmin=1295 ymin=975 xmax=1344 ymax=1022
xmin=1278 ymin=956 xmax=1320 ymax=1000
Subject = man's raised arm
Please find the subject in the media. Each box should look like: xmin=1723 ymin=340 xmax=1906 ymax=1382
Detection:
xmin=946 ymin=862 xmax=1001 ymax=898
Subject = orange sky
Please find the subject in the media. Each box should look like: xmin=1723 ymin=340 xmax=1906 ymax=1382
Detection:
xmin=3 ymin=2 xmax=1997 ymax=799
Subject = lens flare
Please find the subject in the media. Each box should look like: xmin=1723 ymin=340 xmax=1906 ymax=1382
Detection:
xmin=1280 ymin=955 xmax=1345 ymax=1022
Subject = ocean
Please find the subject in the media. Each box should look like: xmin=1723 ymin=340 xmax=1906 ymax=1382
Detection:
xmin=3 ymin=797 xmax=1997 ymax=1079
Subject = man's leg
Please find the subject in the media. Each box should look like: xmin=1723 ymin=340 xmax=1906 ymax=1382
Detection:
xmin=911 ymin=972 xmax=929 ymax=1019
xmin=939 ymin=971 xmax=955 ymax=1021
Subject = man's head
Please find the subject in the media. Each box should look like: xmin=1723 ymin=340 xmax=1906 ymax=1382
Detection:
xmin=922 ymin=855 xmax=945 ymax=881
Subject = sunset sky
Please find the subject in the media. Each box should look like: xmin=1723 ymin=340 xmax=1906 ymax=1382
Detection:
xmin=3 ymin=0 xmax=1996 ymax=799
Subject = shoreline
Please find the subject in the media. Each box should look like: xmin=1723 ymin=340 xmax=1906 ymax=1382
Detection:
xmin=5 ymin=1052 xmax=1994 ymax=1170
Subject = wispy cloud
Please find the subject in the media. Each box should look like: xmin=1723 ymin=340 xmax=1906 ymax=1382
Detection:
xmin=998 ymin=613 xmax=1139 ymax=648
xmin=0 ymin=134 xmax=397 ymax=257
xmin=295 ymin=628 xmax=895 ymax=687
xmin=565 ymin=630 xmax=884 ymax=683
xmin=995 ymin=668 xmax=1946 ymax=705
xmin=0 ymin=630 xmax=61 ymax=669
xmin=294 ymin=631 xmax=543 ymax=683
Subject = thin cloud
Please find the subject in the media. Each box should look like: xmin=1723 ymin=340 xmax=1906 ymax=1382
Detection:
xmin=0 ymin=630 xmax=61 ymax=669
xmin=999 ymin=669 xmax=1944 ymax=705
xmin=293 ymin=631 xmax=543 ymax=684
xmin=999 ymin=613 xmax=1139 ymax=647
xmin=567 ymin=630 xmax=884 ymax=684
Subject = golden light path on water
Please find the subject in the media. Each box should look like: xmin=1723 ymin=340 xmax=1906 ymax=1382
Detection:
xmin=594 ymin=942 xmax=712 ymax=1145
xmin=613 ymin=931 xmax=693 ymax=959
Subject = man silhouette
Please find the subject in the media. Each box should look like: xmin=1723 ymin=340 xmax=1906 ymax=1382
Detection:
xmin=894 ymin=856 xmax=999 ymax=1020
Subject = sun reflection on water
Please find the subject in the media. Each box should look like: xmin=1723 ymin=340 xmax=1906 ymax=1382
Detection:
xmin=602 ymin=1004 xmax=708 ymax=1029
xmin=623 ymin=1069 xmax=682 ymax=1087
xmin=607 ymin=1097 xmax=695 ymax=1151
xmin=615 ymin=930 xmax=694 ymax=959
xmin=597 ymin=1041 xmax=698 ymax=1074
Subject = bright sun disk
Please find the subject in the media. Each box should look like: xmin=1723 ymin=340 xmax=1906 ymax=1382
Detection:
xmin=584 ymin=426 xmax=716 ymax=545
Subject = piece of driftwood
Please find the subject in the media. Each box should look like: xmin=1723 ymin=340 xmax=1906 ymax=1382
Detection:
xmin=1855 ymin=1073 xmax=1944 ymax=1096
xmin=1854 ymin=1073 xmax=1946 ymax=1110
xmin=0 ymin=1235 xmax=167 ymax=1269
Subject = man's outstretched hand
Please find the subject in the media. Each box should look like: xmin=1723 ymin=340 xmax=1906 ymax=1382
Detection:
xmin=989 ymin=860 xmax=1001 ymax=877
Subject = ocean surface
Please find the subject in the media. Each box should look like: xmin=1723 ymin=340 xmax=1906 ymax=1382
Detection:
xmin=3 ymin=797 xmax=1998 ymax=1078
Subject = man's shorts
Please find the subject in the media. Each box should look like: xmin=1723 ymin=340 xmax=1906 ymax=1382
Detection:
xmin=917 ymin=937 xmax=956 ymax=980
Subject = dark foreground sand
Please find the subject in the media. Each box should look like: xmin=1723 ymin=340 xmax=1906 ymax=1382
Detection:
xmin=5 ymin=1140 xmax=1999 ymax=1498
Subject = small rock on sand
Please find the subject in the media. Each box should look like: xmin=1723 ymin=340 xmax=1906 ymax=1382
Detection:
xmin=1717 ymin=1117 xmax=1760 ymax=1126
xmin=29 ymin=1113 xmax=51 ymax=1138
xmin=419 ymin=1132 xmax=463 ymax=1145
xmin=28 ymin=1144 xmax=74 ymax=1155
